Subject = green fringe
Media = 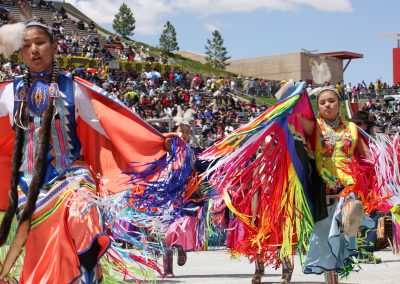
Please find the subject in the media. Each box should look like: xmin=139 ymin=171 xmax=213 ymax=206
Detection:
xmin=337 ymin=256 xmax=361 ymax=279
xmin=0 ymin=212 xmax=24 ymax=282
xmin=100 ymin=254 xmax=157 ymax=284
xmin=336 ymin=232 xmax=378 ymax=279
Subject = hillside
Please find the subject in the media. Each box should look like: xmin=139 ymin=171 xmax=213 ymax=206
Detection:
xmin=54 ymin=2 xmax=238 ymax=78
xmin=1 ymin=1 xmax=236 ymax=78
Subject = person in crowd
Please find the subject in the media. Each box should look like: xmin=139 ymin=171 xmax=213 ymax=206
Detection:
xmin=375 ymin=79 xmax=382 ymax=98
xmin=76 ymin=19 xmax=85 ymax=30
xmin=349 ymin=110 xmax=374 ymax=134
xmin=88 ymin=20 xmax=95 ymax=32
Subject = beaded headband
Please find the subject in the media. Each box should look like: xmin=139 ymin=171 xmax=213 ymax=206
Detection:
xmin=24 ymin=20 xmax=53 ymax=40
xmin=316 ymin=86 xmax=341 ymax=100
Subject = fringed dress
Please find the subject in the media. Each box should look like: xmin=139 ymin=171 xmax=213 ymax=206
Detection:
xmin=304 ymin=117 xmax=374 ymax=276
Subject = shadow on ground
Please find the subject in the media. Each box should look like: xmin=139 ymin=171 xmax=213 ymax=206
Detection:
xmin=173 ymin=273 xmax=279 ymax=279
xmin=141 ymin=280 xmax=181 ymax=284
xmin=261 ymin=282 xmax=357 ymax=284
xmin=262 ymin=282 xmax=324 ymax=284
xmin=381 ymin=259 xmax=400 ymax=264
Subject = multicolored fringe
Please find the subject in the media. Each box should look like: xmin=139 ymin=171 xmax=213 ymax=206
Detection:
xmin=200 ymin=82 xmax=315 ymax=266
xmin=70 ymin=137 xmax=199 ymax=281
xmin=205 ymin=196 xmax=228 ymax=249
xmin=340 ymin=157 xmax=392 ymax=214
xmin=100 ymin=245 xmax=160 ymax=283
xmin=123 ymin=136 xmax=196 ymax=224
xmin=363 ymin=133 xmax=400 ymax=255
xmin=70 ymin=185 xmax=166 ymax=282
xmin=368 ymin=134 xmax=400 ymax=207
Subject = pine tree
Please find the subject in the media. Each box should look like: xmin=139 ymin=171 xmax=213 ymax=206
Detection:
xmin=159 ymin=21 xmax=179 ymax=53
xmin=204 ymin=30 xmax=231 ymax=69
xmin=112 ymin=3 xmax=136 ymax=39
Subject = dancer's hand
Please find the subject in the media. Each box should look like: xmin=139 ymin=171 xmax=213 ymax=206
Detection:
xmin=297 ymin=113 xmax=315 ymax=137
xmin=164 ymin=138 xmax=172 ymax=152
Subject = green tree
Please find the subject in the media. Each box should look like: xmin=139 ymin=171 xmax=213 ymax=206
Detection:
xmin=159 ymin=21 xmax=179 ymax=53
xmin=204 ymin=30 xmax=231 ymax=69
xmin=112 ymin=3 xmax=136 ymax=39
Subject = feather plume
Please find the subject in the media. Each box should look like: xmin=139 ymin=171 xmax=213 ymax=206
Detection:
xmin=0 ymin=23 xmax=25 ymax=58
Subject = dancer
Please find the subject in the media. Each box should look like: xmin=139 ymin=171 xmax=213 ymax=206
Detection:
xmin=0 ymin=20 xmax=112 ymax=283
xmin=300 ymin=87 xmax=375 ymax=283
xmin=0 ymin=9 xmax=190 ymax=283
xmin=201 ymin=82 xmax=317 ymax=284
xmin=249 ymin=142 xmax=294 ymax=284
xmin=163 ymin=121 xmax=204 ymax=277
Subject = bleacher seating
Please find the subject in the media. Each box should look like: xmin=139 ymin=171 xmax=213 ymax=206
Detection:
xmin=1 ymin=1 xmax=107 ymax=49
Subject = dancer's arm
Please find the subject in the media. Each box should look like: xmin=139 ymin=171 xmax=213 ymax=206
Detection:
xmin=297 ymin=114 xmax=315 ymax=138
xmin=357 ymin=137 xmax=372 ymax=160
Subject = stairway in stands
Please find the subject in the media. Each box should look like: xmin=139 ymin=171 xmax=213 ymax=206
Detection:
xmin=1 ymin=2 xmax=107 ymax=48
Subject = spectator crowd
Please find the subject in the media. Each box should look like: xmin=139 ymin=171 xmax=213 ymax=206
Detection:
xmin=2 ymin=0 xmax=400 ymax=144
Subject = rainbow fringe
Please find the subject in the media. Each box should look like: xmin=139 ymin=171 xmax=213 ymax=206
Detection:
xmin=94 ymin=136 xmax=199 ymax=280
xmin=70 ymin=188 xmax=165 ymax=282
xmin=364 ymin=133 xmax=400 ymax=255
xmin=340 ymin=158 xmax=392 ymax=214
xmin=123 ymin=136 xmax=196 ymax=224
xmin=368 ymin=134 xmax=400 ymax=207
xmin=200 ymin=82 xmax=315 ymax=266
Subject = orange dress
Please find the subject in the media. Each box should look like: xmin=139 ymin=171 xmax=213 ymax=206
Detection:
xmin=0 ymin=74 xmax=173 ymax=283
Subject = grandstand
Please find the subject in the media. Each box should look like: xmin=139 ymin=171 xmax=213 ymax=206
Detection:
xmin=3 ymin=2 xmax=105 ymax=43
xmin=1 ymin=0 xmax=137 ymax=59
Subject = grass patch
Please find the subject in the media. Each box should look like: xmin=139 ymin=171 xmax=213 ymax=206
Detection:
xmin=172 ymin=54 xmax=236 ymax=77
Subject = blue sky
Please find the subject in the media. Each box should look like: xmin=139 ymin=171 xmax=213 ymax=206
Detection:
xmin=68 ymin=0 xmax=399 ymax=85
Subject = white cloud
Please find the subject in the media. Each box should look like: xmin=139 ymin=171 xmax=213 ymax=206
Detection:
xmin=204 ymin=23 xmax=220 ymax=33
xmin=68 ymin=0 xmax=173 ymax=35
xmin=293 ymin=0 xmax=353 ymax=12
xmin=168 ymin=0 xmax=353 ymax=14
xmin=66 ymin=0 xmax=353 ymax=35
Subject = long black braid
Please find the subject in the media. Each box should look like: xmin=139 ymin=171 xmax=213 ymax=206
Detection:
xmin=0 ymin=105 xmax=26 ymax=246
xmin=0 ymin=60 xmax=59 ymax=246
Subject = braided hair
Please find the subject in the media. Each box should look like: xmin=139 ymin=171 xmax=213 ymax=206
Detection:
xmin=0 ymin=58 xmax=59 ymax=246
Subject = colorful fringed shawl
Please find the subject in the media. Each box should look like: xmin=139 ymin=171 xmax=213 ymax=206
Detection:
xmin=200 ymin=82 xmax=315 ymax=266
xmin=367 ymin=134 xmax=400 ymax=253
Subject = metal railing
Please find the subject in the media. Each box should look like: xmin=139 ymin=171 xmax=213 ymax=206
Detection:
xmin=146 ymin=117 xmax=174 ymax=132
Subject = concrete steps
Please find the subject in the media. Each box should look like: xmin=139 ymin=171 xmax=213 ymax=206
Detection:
xmin=1 ymin=2 xmax=107 ymax=48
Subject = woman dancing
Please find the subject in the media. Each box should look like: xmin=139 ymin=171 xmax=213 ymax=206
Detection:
xmin=300 ymin=87 xmax=374 ymax=284
xmin=0 ymin=9 xmax=189 ymax=283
